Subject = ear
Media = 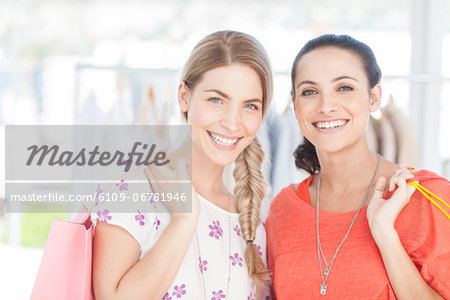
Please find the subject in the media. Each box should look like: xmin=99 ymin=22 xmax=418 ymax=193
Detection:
xmin=368 ymin=84 xmax=382 ymax=112
xmin=178 ymin=82 xmax=190 ymax=112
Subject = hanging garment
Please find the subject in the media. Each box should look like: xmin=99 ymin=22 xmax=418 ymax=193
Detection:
xmin=384 ymin=96 xmax=420 ymax=167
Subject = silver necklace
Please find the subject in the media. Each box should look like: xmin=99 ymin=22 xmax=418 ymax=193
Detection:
xmin=316 ymin=154 xmax=381 ymax=295
xmin=194 ymin=207 xmax=232 ymax=300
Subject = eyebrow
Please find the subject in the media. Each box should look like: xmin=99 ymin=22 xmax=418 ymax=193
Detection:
xmin=204 ymin=89 xmax=262 ymax=103
xmin=204 ymin=89 xmax=230 ymax=99
xmin=333 ymin=76 xmax=358 ymax=82
xmin=296 ymin=76 xmax=359 ymax=89
xmin=296 ymin=80 xmax=316 ymax=89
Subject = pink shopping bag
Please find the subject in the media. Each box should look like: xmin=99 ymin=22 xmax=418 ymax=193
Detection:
xmin=30 ymin=207 xmax=95 ymax=300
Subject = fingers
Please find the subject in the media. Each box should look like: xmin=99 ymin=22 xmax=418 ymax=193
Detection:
xmin=391 ymin=171 xmax=410 ymax=192
xmin=143 ymin=165 xmax=152 ymax=181
xmin=175 ymin=158 xmax=189 ymax=181
xmin=143 ymin=146 xmax=168 ymax=180
xmin=388 ymin=167 xmax=403 ymax=191
xmin=143 ymin=166 xmax=156 ymax=192
xmin=373 ymin=176 xmax=387 ymax=200
xmin=397 ymin=166 xmax=414 ymax=178
xmin=389 ymin=167 xmax=415 ymax=191
xmin=389 ymin=171 xmax=415 ymax=209
xmin=395 ymin=172 xmax=407 ymax=189
xmin=144 ymin=158 xmax=191 ymax=196
xmin=406 ymin=184 xmax=416 ymax=198
xmin=368 ymin=167 xmax=418 ymax=234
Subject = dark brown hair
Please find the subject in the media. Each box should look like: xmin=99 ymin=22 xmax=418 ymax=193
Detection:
xmin=291 ymin=34 xmax=381 ymax=175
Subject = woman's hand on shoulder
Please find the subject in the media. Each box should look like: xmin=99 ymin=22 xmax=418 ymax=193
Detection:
xmin=367 ymin=167 xmax=416 ymax=244
xmin=144 ymin=158 xmax=200 ymax=224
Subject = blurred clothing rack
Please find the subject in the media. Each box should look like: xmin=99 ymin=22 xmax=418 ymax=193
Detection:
xmin=73 ymin=64 xmax=180 ymax=125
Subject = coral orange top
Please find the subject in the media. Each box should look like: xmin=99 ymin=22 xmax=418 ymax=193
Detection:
xmin=266 ymin=170 xmax=450 ymax=299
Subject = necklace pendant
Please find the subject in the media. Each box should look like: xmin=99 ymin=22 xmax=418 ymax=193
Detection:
xmin=324 ymin=267 xmax=330 ymax=277
xmin=320 ymin=283 xmax=327 ymax=295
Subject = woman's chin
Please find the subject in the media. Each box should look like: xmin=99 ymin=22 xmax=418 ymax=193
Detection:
xmin=213 ymin=155 xmax=239 ymax=167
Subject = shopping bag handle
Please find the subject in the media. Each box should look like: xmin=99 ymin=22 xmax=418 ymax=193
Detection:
xmin=383 ymin=172 xmax=449 ymax=220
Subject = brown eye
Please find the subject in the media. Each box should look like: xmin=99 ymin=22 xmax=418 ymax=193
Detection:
xmin=338 ymin=86 xmax=353 ymax=91
xmin=301 ymin=89 xmax=317 ymax=96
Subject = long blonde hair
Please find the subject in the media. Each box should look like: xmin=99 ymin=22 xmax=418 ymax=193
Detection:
xmin=180 ymin=30 xmax=273 ymax=283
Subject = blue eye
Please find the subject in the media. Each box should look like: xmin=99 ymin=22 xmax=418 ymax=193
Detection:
xmin=208 ymin=97 xmax=222 ymax=104
xmin=301 ymin=89 xmax=317 ymax=96
xmin=244 ymin=103 xmax=258 ymax=110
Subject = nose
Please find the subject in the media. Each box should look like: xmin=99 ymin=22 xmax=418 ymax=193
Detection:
xmin=319 ymin=91 xmax=338 ymax=114
xmin=220 ymin=108 xmax=241 ymax=132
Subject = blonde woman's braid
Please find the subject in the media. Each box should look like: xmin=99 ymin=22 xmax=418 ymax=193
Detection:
xmin=233 ymin=137 xmax=271 ymax=283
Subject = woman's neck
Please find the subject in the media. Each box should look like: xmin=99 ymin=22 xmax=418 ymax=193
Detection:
xmin=309 ymin=137 xmax=398 ymax=212
xmin=191 ymin=152 xmax=226 ymax=197
xmin=191 ymin=146 xmax=237 ymax=212
xmin=316 ymin=143 xmax=379 ymax=195
xmin=169 ymin=137 xmax=229 ymax=202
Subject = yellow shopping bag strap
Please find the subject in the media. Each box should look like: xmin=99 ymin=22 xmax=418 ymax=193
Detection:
xmin=408 ymin=181 xmax=450 ymax=220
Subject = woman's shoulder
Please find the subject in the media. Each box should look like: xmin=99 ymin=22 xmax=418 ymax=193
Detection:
xmin=409 ymin=169 xmax=449 ymax=202
xmin=412 ymin=169 xmax=448 ymax=182
xmin=271 ymin=176 xmax=313 ymax=205
xmin=397 ymin=169 xmax=449 ymax=243
xmin=401 ymin=169 xmax=448 ymax=211
xmin=92 ymin=208 xmax=170 ymax=250
xmin=267 ymin=175 xmax=314 ymax=224
xmin=395 ymin=169 xmax=450 ymax=266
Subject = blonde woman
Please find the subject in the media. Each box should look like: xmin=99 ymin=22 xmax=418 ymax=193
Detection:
xmin=93 ymin=30 xmax=272 ymax=300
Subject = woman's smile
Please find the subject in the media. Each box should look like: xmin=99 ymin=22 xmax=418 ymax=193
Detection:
xmin=313 ymin=119 xmax=349 ymax=133
xmin=207 ymin=130 xmax=242 ymax=149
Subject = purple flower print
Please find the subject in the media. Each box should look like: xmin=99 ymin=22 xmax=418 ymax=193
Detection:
xmin=248 ymin=292 xmax=255 ymax=300
xmin=96 ymin=209 xmax=112 ymax=222
xmin=149 ymin=193 xmax=157 ymax=209
xmin=208 ymin=220 xmax=223 ymax=239
xmin=211 ymin=290 xmax=226 ymax=300
xmin=153 ymin=215 xmax=160 ymax=230
xmin=120 ymin=159 xmax=131 ymax=166
xmin=233 ymin=224 xmax=241 ymax=236
xmin=116 ymin=179 xmax=128 ymax=191
xmin=229 ymin=252 xmax=243 ymax=267
xmin=135 ymin=210 xmax=145 ymax=226
xmin=254 ymin=244 xmax=263 ymax=256
xmin=198 ymin=257 xmax=208 ymax=273
xmin=172 ymin=284 xmax=186 ymax=298
xmin=162 ymin=292 xmax=172 ymax=300
xmin=265 ymin=296 xmax=271 ymax=300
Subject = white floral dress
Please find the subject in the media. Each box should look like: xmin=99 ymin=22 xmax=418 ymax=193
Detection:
xmin=92 ymin=176 xmax=270 ymax=300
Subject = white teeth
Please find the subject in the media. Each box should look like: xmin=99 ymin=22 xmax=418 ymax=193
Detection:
xmin=316 ymin=120 xmax=346 ymax=129
xmin=209 ymin=132 xmax=239 ymax=147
